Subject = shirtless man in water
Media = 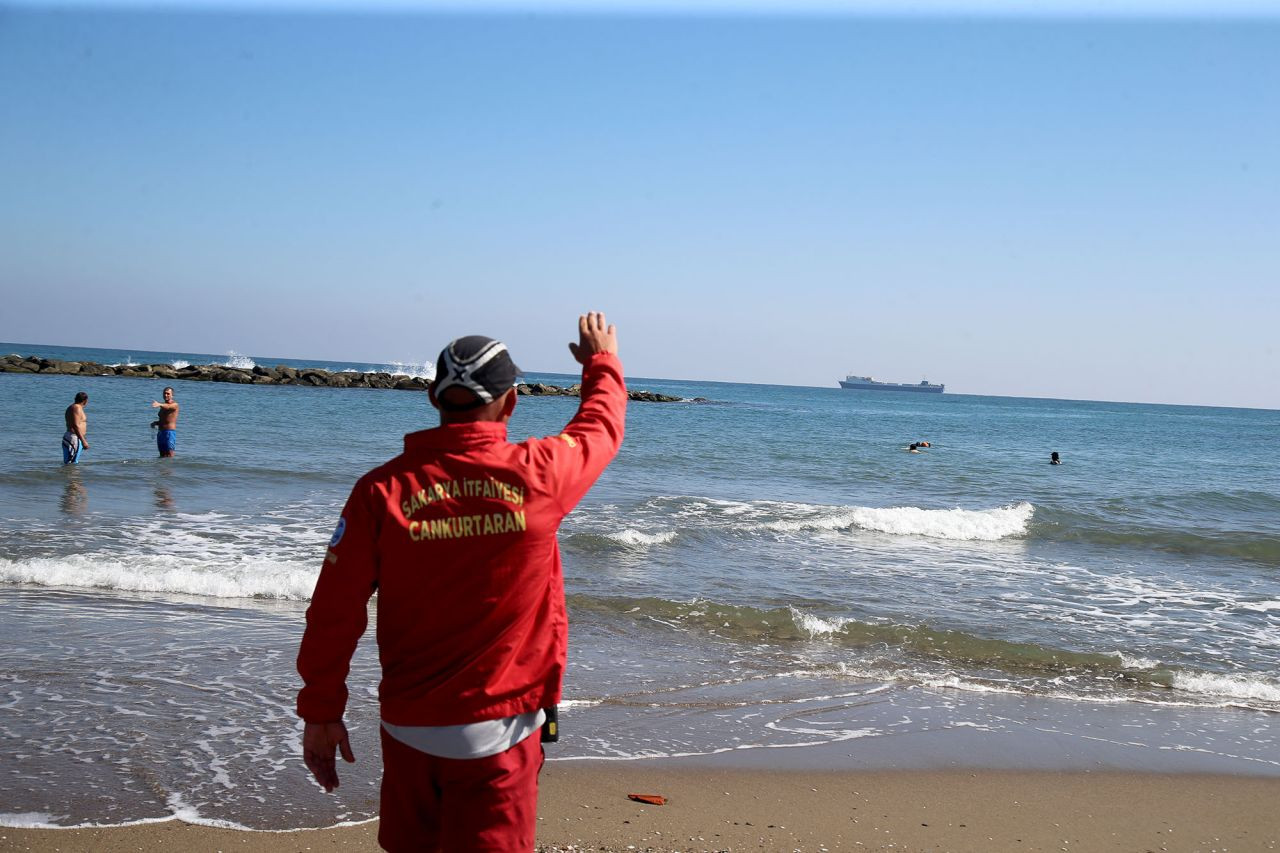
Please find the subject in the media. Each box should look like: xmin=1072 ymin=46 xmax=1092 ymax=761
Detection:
xmin=63 ymin=392 xmax=90 ymax=464
xmin=151 ymin=387 xmax=179 ymax=458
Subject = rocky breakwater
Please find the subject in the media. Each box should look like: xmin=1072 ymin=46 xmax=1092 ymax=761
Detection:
xmin=1 ymin=354 xmax=687 ymax=402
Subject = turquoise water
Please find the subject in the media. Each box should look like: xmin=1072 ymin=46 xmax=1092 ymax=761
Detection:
xmin=2 ymin=342 xmax=1278 ymax=829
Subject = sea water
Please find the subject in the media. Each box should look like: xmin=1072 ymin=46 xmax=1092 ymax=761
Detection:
xmin=1 ymin=342 xmax=1277 ymax=829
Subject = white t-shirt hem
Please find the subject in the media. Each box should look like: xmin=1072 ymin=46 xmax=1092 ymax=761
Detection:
xmin=382 ymin=709 xmax=546 ymax=760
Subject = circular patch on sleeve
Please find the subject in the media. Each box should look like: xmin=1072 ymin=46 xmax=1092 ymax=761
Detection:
xmin=329 ymin=517 xmax=347 ymax=548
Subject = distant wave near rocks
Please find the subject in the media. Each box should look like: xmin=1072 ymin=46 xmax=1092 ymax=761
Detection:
xmin=0 ymin=353 xmax=684 ymax=402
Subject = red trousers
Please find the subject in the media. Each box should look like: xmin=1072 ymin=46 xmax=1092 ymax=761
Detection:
xmin=378 ymin=726 xmax=544 ymax=852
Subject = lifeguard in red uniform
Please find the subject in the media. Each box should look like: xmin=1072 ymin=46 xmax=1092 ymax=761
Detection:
xmin=297 ymin=313 xmax=626 ymax=852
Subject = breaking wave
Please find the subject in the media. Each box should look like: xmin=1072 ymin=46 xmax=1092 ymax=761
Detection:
xmin=613 ymin=496 xmax=1035 ymax=543
xmin=0 ymin=555 xmax=317 ymax=601
xmin=758 ymin=501 xmax=1034 ymax=541
xmin=386 ymin=361 xmax=436 ymax=380
xmin=564 ymin=529 xmax=679 ymax=551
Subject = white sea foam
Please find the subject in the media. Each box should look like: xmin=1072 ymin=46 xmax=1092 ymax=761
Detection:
xmin=631 ymin=495 xmax=1036 ymax=544
xmin=831 ymin=663 xmax=1279 ymax=713
xmin=1240 ymin=600 xmax=1280 ymax=613
xmin=758 ymin=501 xmax=1033 ymax=541
xmin=0 ymin=555 xmax=318 ymax=601
xmin=0 ymin=813 xmax=60 ymax=828
xmin=922 ymin=674 xmax=1020 ymax=694
xmin=222 ymin=351 xmax=256 ymax=369
xmin=170 ymin=359 xmax=190 ymax=369
xmin=1117 ymin=653 xmax=1160 ymax=669
xmin=386 ymin=361 xmax=436 ymax=380
xmin=846 ymin=502 xmax=1033 ymax=540
xmin=601 ymin=529 xmax=678 ymax=547
xmin=1171 ymin=671 xmax=1280 ymax=704
xmin=0 ymin=811 xmax=376 ymax=831
xmin=789 ymin=606 xmax=850 ymax=638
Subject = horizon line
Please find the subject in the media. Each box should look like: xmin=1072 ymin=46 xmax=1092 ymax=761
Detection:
xmin=3 ymin=340 xmax=1275 ymax=413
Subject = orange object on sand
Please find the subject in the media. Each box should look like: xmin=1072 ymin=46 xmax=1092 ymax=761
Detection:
xmin=627 ymin=793 xmax=667 ymax=805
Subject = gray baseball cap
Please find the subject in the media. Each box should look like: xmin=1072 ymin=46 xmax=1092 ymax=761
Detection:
xmin=431 ymin=336 xmax=521 ymax=411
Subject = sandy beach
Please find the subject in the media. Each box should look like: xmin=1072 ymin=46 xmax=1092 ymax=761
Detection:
xmin=5 ymin=763 xmax=1278 ymax=852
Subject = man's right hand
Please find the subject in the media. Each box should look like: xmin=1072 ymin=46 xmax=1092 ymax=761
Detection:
xmin=303 ymin=721 xmax=356 ymax=793
xmin=568 ymin=311 xmax=618 ymax=364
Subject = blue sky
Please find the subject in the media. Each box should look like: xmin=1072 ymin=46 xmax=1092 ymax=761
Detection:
xmin=1 ymin=2 xmax=1277 ymax=407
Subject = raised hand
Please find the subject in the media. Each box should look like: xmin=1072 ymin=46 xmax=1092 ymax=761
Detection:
xmin=568 ymin=311 xmax=618 ymax=364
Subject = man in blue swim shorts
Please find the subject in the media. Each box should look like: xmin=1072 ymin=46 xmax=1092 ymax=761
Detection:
xmin=62 ymin=391 xmax=90 ymax=464
xmin=150 ymin=386 xmax=179 ymax=458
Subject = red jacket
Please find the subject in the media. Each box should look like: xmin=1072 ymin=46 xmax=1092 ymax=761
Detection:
xmin=297 ymin=352 xmax=626 ymax=726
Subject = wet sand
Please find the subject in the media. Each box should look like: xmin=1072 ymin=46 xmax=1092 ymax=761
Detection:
xmin=4 ymin=763 xmax=1278 ymax=852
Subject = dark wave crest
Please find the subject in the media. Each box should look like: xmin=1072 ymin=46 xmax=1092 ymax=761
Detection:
xmin=566 ymin=593 xmax=1280 ymax=711
xmin=1030 ymin=505 xmax=1280 ymax=565
xmin=571 ymin=593 xmax=1128 ymax=672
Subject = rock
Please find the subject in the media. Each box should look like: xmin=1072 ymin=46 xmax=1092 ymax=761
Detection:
xmin=119 ymin=365 xmax=155 ymax=377
xmin=214 ymin=369 xmax=253 ymax=384
xmin=627 ymin=390 xmax=682 ymax=403
xmin=520 ymin=383 xmax=565 ymax=396
xmin=176 ymin=366 xmax=210 ymax=381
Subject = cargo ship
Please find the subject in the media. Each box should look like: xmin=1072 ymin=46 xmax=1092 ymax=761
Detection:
xmin=839 ymin=374 xmax=944 ymax=393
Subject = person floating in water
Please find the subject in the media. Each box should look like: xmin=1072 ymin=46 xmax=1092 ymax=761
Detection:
xmin=1050 ymin=451 xmax=1062 ymax=465
xmin=150 ymin=386 xmax=179 ymax=458
xmin=62 ymin=391 xmax=90 ymax=464
xmin=907 ymin=441 xmax=931 ymax=452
